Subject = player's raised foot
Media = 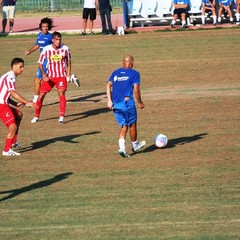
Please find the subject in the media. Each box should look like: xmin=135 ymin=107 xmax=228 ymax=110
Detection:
xmin=132 ymin=140 xmax=146 ymax=153
xmin=31 ymin=117 xmax=39 ymax=123
xmin=2 ymin=149 xmax=21 ymax=156
xmin=59 ymin=116 xmax=65 ymax=123
xmin=118 ymin=150 xmax=130 ymax=158
xmin=12 ymin=142 xmax=21 ymax=148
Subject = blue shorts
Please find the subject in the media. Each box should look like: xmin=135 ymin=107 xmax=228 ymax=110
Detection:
xmin=36 ymin=59 xmax=48 ymax=79
xmin=113 ymin=106 xmax=137 ymax=127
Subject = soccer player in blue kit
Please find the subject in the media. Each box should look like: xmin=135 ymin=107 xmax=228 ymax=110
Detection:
xmin=170 ymin=0 xmax=189 ymax=28
xmin=217 ymin=0 xmax=234 ymax=24
xmin=106 ymin=55 xmax=146 ymax=158
xmin=201 ymin=0 xmax=217 ymax=25
xmin=25 ymin=17 xmax=53 ymax=103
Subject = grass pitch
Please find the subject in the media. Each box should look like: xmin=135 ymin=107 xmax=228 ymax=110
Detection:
xmin=0 ymin=28 xmax=240 ymax=239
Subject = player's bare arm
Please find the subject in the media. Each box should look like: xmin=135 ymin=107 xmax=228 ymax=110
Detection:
xmin=134 ymin=84 xmax=144 ymax=109
xmin=10 ymin=90 xmax=37 ymax=109
xmin=67 ymin=60 xmax=71 ymax=77
xmin=38 ymin=63 xmax=49 ymax=81
xmin=25 ymin=44 xmax=40 ymax=56
xmin=174 ymin=4 xmax=188 ymax=9
xmin=106 ymin=82 xmax=113 ymax=110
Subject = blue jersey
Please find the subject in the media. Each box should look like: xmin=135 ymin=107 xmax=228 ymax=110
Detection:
xmin=202 ymin=0 xmax=214 ymax=7
xmin=35 ymin=32 xmax=52 ymax=53
xmin=173 ymin=0 xmax=189 ymax=4
xmin=108 ymin=67 xmax=140 ymax=110
xmin=218 ymin=0 xmax=232 ymax=6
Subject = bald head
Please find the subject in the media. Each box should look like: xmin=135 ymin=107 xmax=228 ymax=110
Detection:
xmin=122 ymin=55 xmax=134 ymax=69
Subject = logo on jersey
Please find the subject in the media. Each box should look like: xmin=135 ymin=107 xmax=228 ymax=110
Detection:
xmin=6 ymin=112 xmax=10 ymax=117
xmin=114 ymin=75 xmax=129 ymax=82
xmin=50 ymin=54 xmax=62 ymax=62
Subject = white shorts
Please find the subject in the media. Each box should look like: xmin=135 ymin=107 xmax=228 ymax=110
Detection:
xmin=2 ymin=5 xmax=16 ymax=19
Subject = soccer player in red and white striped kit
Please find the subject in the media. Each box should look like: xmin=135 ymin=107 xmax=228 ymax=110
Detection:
xmin=0 ymin=58 xmax=36 ymax=156
xmin=31 ymin=31 xmax=71 ymax=124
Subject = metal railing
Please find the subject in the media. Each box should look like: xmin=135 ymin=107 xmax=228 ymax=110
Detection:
xmin=16 ymin=0 xmax=122 ymax=11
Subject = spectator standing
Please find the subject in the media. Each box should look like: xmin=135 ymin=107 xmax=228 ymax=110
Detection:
xmin=31 ymin=31 xmax=71 ymax=124
xmin=170 ymin=0 xmax=189 ymax=29
xmin=0 ymin=0 xmax=17 ymax=34
xmin=0 ymin=58 xmax=36 ymax=156
xmin=99 ymin=0 xmax=113 ymax=35
xmin=82 ymin=0 xmax=99 ymax=35
xmin=201 ymin=0 xmax=217 ymax=25
xmin=217 ymin=0 xmax=234 ymax=24
xmin=25 ymin=18 xmax=53 ymax=103
xmin=106 ymin=55 xmax=146 ymax=158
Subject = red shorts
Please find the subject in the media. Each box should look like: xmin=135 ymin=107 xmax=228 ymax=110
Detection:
xmin=40 ymin=77 xmax=67 ymax=93
xmin=0 ymin=104 xmax=18 ymax=127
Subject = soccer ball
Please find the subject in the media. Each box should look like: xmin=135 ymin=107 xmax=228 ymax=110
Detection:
xmin=154 ymin=134 xmax=168 ymax=148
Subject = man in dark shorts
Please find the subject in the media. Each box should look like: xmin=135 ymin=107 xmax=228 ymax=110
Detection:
xmin=170 ymin=0 xmax=189 ymax=29
xmin=82 ymin=0 xmax=99 ymax=36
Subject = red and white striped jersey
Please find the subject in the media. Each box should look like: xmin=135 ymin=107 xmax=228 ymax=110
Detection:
xmin=0 ymin=71 xmax=16 ymax=104
xmin=38 ymin=44 xmax=71 ymax=78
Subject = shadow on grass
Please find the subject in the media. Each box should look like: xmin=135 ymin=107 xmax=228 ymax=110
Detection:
xmin=19 ymin=132 xmax=100 ymax=153
xmin=41 ymin=107 xmax=110 ymax=123
xmin=0 ymin=172 xmax=73 ymax=202
xmin=142 ymin=132 xmax=208 ymax=153
xmin=68 ymin=91 xmax=106 ymax=103
xmin=44 ymin=91 xmax=106 ymax=107
xmin=65 ymin=107 xmax=110 ymax=123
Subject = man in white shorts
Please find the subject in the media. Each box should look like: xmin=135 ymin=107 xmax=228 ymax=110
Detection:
xmin=0 ymin=0 xmax=17 ymax=34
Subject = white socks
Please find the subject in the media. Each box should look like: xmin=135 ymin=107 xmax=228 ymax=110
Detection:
xmin=119 ymin=138 xmax=125 ymax=152
xmin=33 ymin=95 xmax=38 ymax=103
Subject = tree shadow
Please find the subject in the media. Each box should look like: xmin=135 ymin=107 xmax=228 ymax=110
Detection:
xmin=19 ymin=131 xmax=100 ymax=153
xmin=142 ymin=132 xmax=208 ymax=153
xmin=0 ymin=172 xmax=73 ymax=202
xmin=44 ymin=92 xmax=106 ymax=107
xmin=18 ymin=27 xmax=40 ymax=32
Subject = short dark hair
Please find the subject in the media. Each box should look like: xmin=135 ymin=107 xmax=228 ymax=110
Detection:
xmin=11 ymin=58 xmax=24 ymax=67
xmin=39 ymin=17 xmax=54 ymax=31
xmin=52 ymin=31 xmax=62 ymax=39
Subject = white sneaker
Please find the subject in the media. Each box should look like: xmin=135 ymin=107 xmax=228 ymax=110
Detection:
xmin=118 ymin=149 xmax=130 ymax=158
xmin=2 ymin=149 xmax=21 ymax=156
xmin=71 ymin=74 xmax=80 ymax=87
xmin=31 ymin=117 xmax=39 ymax=123
xmin=12 ymin=142 xmax=21 ymax=148
xmin=59 ymin=116 xmax=64 ymax=123
xmin=132 ymin=140 xmax=146 ymax=152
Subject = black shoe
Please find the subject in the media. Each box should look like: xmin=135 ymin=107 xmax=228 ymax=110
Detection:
xmin=81 ymin=32 xmax=86 ymax=36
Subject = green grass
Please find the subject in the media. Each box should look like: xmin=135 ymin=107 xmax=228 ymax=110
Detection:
xmin=0 ymin=28 xmax=240 ymax=239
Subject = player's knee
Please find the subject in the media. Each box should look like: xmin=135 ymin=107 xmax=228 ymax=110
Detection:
xmin=9 ymin=123 xmax=17 ymax=133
